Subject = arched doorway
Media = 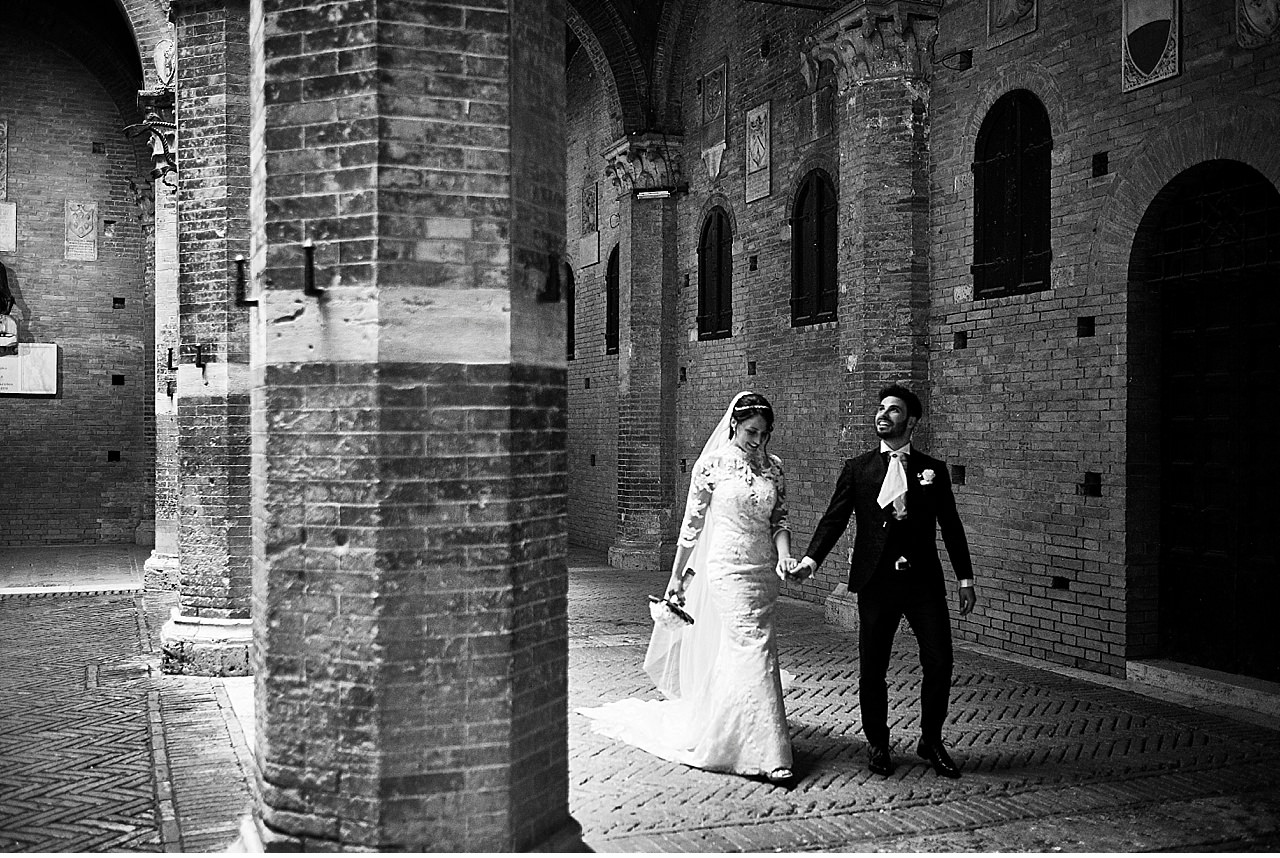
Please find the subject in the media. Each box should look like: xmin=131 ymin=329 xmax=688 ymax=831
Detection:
xmin=1135 ymin=160 xmax=1280 ymax=682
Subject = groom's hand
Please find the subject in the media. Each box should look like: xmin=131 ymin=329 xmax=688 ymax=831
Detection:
xmin=959 ymin=586 xmax=977 ymax=616
xmin=789 ymin=557 xmax=816 ymax=581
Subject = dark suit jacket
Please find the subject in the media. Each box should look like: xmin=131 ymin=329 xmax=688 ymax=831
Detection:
xmin=805 ymin=447 xmax=974 ymax=593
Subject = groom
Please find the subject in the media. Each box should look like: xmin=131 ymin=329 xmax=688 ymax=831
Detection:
xmin=794 ymin=384 xmax=976 ymax=778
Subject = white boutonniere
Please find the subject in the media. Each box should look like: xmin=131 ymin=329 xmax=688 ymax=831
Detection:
xmin=919 ymin=469 xmax=936 ymax=486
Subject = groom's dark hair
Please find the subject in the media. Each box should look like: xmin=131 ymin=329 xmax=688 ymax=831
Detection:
xmin=878 ymin=384 xmax=922 ymax=420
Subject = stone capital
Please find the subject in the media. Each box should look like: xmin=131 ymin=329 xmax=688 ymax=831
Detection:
xmin=802 ymin=0 xmax=942 ymax=90
xmin=603 ymin=133 xmax=685 ymax=196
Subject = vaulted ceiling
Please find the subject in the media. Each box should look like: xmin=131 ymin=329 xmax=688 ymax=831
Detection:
xmin=8 ymin=0 xmax=145 ymax=126
xmin=565 ymin=0 xmax=848 ymax=135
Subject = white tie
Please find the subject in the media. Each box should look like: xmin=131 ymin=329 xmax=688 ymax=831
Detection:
xmin=877 ymin=450 xmax=909 ymax=520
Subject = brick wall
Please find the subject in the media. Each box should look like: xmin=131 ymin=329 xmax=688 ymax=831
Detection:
xmin=928 ymin=0 xmax=1280 ymax=676
xmin=565 ymin=1 xmax=1280 ymax=676
xmin=0 ymin=29 xmax=151 ymax=546
xmin=565 ymin=50 xmax=620 ymax=552
xmin=566 ymin=3 xmax=850 ymax=600
xmin=174 ymin=0 xmax=253 ymax=618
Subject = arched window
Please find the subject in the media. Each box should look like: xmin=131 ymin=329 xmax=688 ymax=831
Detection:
xmin=790 ymin=170 xmax=838 ymax=326
xmin=565 ymin=265 xmax=576 ymax=361
xmin=605 ymin=244 xmax=619 ymax=355
xmin=973 ymin=89 xmax=1052 ymax=299
xmin=697 ymin=207 xmax=732 ymax=340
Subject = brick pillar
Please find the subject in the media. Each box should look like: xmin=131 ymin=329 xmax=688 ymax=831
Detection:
xmin=242 ymin=0 xmax=580 ymax=850
xmin=161 ymin=0 xmax=254 ymax=675
xmin=604 ymin=135 xmax=682 ymax=571
xmin=805 ymin=1 xmax=939 ymax=624
xmin=146 ymin=120 xmax=181 ymax=589
xmin=806 ymin=1 xmax=939 ymax=447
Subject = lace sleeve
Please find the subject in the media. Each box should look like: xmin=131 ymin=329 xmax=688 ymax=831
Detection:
xmin=769 ymin=455 xmax=790 ymax=538
xmin=677 ymin=456 xmax=716 ymax=547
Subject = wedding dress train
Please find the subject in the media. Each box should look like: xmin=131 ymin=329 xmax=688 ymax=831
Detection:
xmin=578 ymin=442 xmax=793 ymax=777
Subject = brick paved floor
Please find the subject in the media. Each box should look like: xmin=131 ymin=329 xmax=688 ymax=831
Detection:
xmin=0 ymin=555 xmax=252 ymax=854
xmin=2 ymin=544 xmax=1279 ymax=852
xmin=567 ymin=555 xmax=1280 ymax=852
xmin=0 ymin=592 xmax=160 ymax=852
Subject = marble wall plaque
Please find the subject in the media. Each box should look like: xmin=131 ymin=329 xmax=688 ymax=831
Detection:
xmin=797 ymin=87 xmax=834 ymax=145
xmin=0 ymin=202 xmax=14 ymax=252
xmin=578 ymin=181 xmax=599 ymax=265
xmin=701 ymin=61 xmax=728 ymax=178
xmin=579 ymin=230 xmax=599 ymax=267
xmin=65 ymin=200 xmax=98 ymax=261
xmin=0 ymin=119 xmax=7 ymax=200
xmin=988 ymin=0 xmax=1037 ymax=47
xmin=701 ymin=62 xmax=727 ymax=148
xmin=1123 ymin=0 xmax=1180 ymax=91
xmin=0 ymin=343 xmax=58 ymax=394
xmin=581 ymin=181 xmax=598 ymax=235
xmin=1238 ymin=0 xmax=1280 ymax=47
xmin=745 ymin=101 xmax=771 ymax=203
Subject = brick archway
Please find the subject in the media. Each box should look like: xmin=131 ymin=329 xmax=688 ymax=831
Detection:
xmin=1099 ymin=100 xmax=1280 ymax=662
xmin=648 ymin=0 xmax=689 ymax=133
xmin=115 ymin=0 xmax=173 ymax=90
xmin=1092 ymin=100 xmax=1280 ymax=282
xmin=566 ymin=0 xmax=653 ymax=135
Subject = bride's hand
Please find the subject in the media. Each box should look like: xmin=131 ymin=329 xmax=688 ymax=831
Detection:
xmin=775 ymin=557 xmax=797 ymax=580
xmin=666 ymin=574 xmax=687 ymax=605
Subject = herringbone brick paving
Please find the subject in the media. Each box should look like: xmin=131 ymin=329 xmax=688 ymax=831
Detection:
xmin=0 ymin=566 xmax=252 ymax=854
xmin=2 ymin=545 xmax=1279 ymax=852
xmin=0 ymin=593 xmax=161 ymax=852
xmin=567 ymin=556 xmax=1280 ymax=852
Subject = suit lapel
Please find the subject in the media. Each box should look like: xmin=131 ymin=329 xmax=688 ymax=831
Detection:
xmin=904 ymin=453 xmax=920 ymax=505
xmin=870 ymin=449 xmax=887 ymax=481
xmin=861 ymin=449 xmax=887 ymax=498
xmin=859 ymin=449 xmax=893 ymax=526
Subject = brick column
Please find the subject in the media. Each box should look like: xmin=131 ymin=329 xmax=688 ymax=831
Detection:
xmin=145 ymin=115 xmax=181 ymax=589
xmin=805 ymin=0 xmax=939 ymax=445
xmin=161 ymin=0 xmax=254 ymax=675
xmin=242 ymin=0 xmax=580 ymax=850
xmin=604 ymin=135 xmax=682 ymax=571
xmin=804 ymin=1 xmax=939 ymax=624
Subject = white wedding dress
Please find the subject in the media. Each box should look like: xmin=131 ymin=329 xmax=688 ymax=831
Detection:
xmin=578 ymin=442 xmax=793 ymax=777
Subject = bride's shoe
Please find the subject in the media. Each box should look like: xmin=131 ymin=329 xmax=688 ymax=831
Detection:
xmin=766 ymin=767 xmax=793 ymax=783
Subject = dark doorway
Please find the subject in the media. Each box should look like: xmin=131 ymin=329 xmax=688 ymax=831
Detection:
xmin=1146 ymin=160 xmax=1280 ymax=683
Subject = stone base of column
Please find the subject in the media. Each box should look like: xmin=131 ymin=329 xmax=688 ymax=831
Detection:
xmin=143 ymin=552 xmax=180 ymax=590
xmin=145 ymin=519 xmax=180 ymax=590
xmin=608 ymin=540 xmax=676 ymax=571
xmin=824 ymin=583 xmax=861 ymax=633
xmin=160 ymin=608 xmax=252 ymax=676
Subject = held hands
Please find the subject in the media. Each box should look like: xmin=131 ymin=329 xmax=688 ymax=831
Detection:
xmin=776 ymin=556 xmax=816 ymax=582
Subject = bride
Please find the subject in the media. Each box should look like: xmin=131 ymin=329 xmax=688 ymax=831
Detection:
xmin=578 ymin=391 xmax=797 ymax=782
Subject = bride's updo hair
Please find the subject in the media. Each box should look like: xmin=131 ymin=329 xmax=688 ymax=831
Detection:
xmin=731 ymin=392 xmax=774 ymax=433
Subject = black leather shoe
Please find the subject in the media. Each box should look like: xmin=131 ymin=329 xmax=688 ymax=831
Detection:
xmin=867 ymin=743 xmax=895 ymax=776
xmin=917 ymin=738 xmax=961 ymax=779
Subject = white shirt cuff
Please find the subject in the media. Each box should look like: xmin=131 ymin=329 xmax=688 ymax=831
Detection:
xmin=959 ymin=579 xmax=975 ymax=588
